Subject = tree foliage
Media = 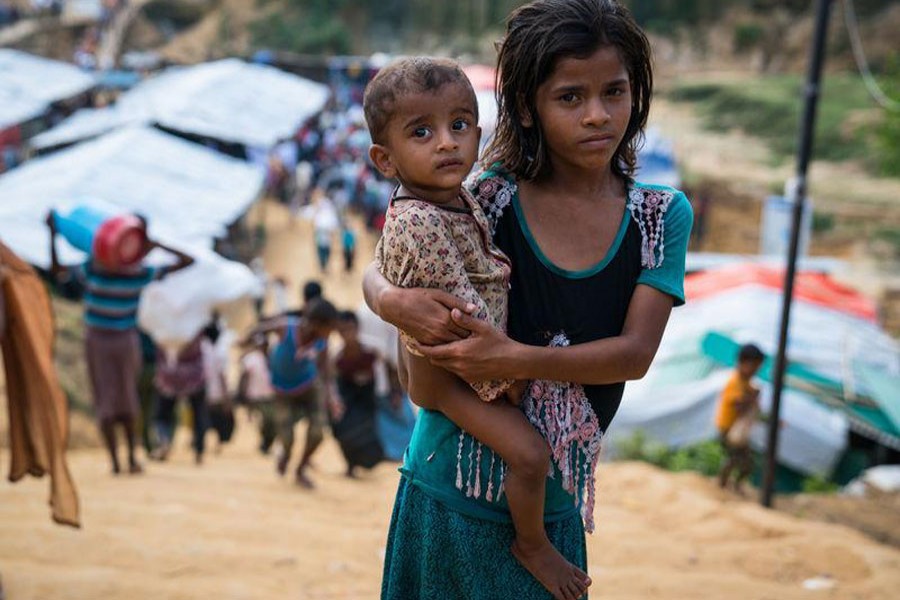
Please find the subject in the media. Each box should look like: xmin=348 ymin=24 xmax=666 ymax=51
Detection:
xmin=249 ymin=0 xmax=900 ymax=55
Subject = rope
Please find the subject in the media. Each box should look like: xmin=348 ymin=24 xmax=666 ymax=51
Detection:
xmin=842 ymin=0 xmax=900 ymax=111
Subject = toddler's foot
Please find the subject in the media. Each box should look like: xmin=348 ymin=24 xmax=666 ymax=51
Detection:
xmin=128 ymin=461 xmax=143 ymax=475
xmin=511 ymin=539 xmax=591 ymax=600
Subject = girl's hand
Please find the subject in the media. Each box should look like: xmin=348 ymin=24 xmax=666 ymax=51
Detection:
xmin=383 ymin=287 xmax=475 ymax=346
xmin=412 ymin=309 xmax=520 ymax=382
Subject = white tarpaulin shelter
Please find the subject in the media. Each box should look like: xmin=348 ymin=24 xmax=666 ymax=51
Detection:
xmin=0 ymin=125 xmax=264 ymax=268
xmin=30 ymin=58 xmax=330 ymax=151
xmin=607 ymin=264 xmax=900 ymax=477
xmin=0 ymin=49 xmax=96 ymax=130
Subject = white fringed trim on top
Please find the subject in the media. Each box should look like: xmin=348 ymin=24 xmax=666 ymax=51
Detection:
xmin=626 ymin=187 xmax=675 ymax=270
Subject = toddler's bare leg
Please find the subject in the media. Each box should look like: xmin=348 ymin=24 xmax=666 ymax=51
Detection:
xmin=408 ymin=358 xmax=590 ymax=600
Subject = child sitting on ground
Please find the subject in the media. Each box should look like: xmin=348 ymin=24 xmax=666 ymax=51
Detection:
xmin=366 ymin=57 xmax=589 ymax=598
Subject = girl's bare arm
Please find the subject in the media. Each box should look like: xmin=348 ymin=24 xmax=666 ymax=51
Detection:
xmin=362 ymin=261 xmax=474 ymax=345
xmin=413 ymin=285 xmax=674 ymax=386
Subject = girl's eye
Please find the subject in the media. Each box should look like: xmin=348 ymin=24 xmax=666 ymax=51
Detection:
xmin=452 ymin=119 xmax=469 ymax=131
xmin=560 ymin=92 xmax=578 ymax=103
xmin=413 ymin=127 xmax=431 ymax=138
xmin=607 ymin=87 xmax=625 ymax=97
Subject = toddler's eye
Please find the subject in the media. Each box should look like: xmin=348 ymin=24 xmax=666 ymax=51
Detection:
xmin=413 ymin=127 xmax=431 ymax=138
xmin=452 ymin=119 xmax=470 ymax=131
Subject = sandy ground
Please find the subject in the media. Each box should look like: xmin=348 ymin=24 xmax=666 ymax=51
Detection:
xmin=2 ymin=200 xmax=900 ymax=599
xmin=2 ymin=423 xmax=900 ymax=600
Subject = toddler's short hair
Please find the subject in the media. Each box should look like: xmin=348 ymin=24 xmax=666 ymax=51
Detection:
xmin=363 ymin=57 xmax=478 ymax=145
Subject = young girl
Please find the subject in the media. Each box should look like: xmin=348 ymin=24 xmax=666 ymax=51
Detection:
xmin=364 ymin=1 xmax=692 ymax=598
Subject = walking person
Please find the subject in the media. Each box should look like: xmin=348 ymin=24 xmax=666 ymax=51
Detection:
xmin=250 ymin=298 xmax=341 ymax=488
xmin=331 ymin=310 xmax=384 ymax=477
xmin=238 ymin=333 xmax=277 ymax=454
xmin=151 ymin=333 xmax=210 ymax=465
xmin=46 ymin=212 xmax=194 ymax=475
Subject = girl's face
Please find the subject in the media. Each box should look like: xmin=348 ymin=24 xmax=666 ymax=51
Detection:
xmin=531 ymin=45 xmax=632 ymax=177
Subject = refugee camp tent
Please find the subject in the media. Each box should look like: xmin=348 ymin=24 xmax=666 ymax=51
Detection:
xmin=30 ymin=58 xmax=330 ymax=155
xmin=0 ymin=125 xmax=264 ymax=268
xmin=0 ymin=49 xmax=96 ymax=131
xmin=607 ymin=264 xmax=900 ymax=481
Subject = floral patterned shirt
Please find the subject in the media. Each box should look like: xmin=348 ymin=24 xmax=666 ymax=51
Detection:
xmin=375 ymin=188 xmax=514 ymax=403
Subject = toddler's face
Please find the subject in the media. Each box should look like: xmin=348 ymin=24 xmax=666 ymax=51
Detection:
xmin=374 ymin=82 xmax=480 ymax=201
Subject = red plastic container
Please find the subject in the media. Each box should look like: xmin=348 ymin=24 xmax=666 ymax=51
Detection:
xmin=92 ymin=215 xmax=148 ymax=269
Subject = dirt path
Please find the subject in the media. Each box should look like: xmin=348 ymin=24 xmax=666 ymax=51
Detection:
xmin=2 ymin=422 xmax=899 ymax=599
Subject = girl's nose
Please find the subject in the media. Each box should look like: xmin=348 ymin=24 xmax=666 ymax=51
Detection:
xmin=582 ymin=98 xmax=610 ymax=127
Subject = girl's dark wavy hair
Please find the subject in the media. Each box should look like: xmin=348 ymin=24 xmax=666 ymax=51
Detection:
xmin=483 ymin=0 xmax=652 ymax=182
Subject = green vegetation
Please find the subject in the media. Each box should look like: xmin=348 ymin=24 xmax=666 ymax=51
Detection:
xmin=250 ymin=0 xmax=525 ymax=54
xmin=251 ymin=0 xmax=356 ymax=54
xmin=667 ymin=73 xmax=899 ymax=176
xmin=617 ymin=431 xmax=842 ymax=495
xmin=873 ymin=58 xmax=900 ymax=177
xmin=801 ymin=475 xmax=840 ymax=494
xmin=616 ymin=430 xmax=725 ymax=477
xmin=732 ymin=22 xmax=764 ymax=53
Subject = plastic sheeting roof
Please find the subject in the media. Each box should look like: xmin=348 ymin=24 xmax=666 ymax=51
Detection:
xmin=0 ymin=49 xmax=96 ymax=130
xmin=685 ymin=263 xmax=878 ymax=322
xmin=0 ymin=126 xmax=263 ymax=268
xmin=30 ymin=58 xmax=330 ymax=150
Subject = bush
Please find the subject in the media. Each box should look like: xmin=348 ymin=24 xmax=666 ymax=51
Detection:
xmin=801 ymin=475 xmax=840 ymax=494
xmin=733 ymin=22 xmax=764 ymax=53
xmin=811 ymin=211 xmax=835 ymax=233
xmin=616 ymin=430 xmax=726 ymax=477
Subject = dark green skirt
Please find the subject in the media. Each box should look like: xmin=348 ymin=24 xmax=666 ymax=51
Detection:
xmin=381 ymin=476 xmax=589 ymax=599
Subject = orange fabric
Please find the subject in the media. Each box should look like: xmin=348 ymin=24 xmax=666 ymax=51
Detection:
xmin=0 ymin=241 xmax=80 ymax=527
xmin=715 ymin=372 xmax=753 ymax=434
xmin=684 ymin=264 xmax=877 ymax=322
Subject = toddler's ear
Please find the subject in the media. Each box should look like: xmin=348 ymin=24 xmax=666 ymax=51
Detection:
xmin=368 ymin=145 xmax=396 ymax=178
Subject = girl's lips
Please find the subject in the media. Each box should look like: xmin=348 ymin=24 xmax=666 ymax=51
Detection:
xmin=579 ymin=135 xmax=615 ymax=147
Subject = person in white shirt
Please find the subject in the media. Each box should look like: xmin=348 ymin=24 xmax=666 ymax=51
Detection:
xmin=238 ymin=333 xmax=277 ymax=454
xmin=201 ymin=320 xmax=234 ymax=452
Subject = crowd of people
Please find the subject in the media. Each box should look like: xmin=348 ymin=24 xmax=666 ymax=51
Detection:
xmin=44 ymin=203 xmax=411 ymax=484
xmin=262 ymin=99 xmax=396 ymax=275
